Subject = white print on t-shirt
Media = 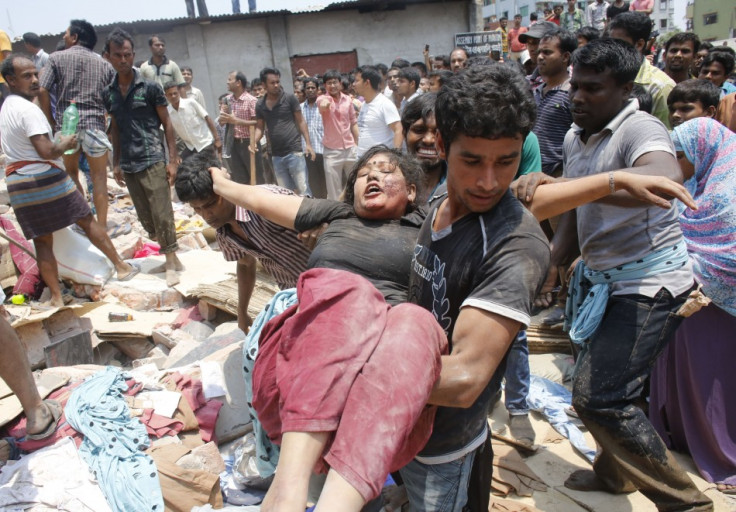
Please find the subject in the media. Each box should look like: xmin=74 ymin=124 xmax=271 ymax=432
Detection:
xmin=413 ymin=246 xmax=451 ymax=331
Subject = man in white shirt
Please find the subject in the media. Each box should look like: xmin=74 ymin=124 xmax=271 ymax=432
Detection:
xmin=352 ymin=65 xmax=403 ymax=157
xmin=398 ymin=67 xmax=422 ymax=114
xmin=22 ymin=33 xmax=48 ymax=71
xmin=586 ymin=0 xmax=610 ymax=31
xmin=163 ymin=81 xmax=221 ymax=161
xmin=180 ymin=66 xmax=207 ymax=109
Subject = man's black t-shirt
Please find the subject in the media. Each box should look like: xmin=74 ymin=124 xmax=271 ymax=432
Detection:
xmin=295 ymin=198 xmax=426 ymax=305
xmin=409 ymin=188 xmax=550 ymax=460
xmin=255 ymin=92 xmax=303 ymax=157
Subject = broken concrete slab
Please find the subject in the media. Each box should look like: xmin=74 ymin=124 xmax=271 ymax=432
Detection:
xmin=166 ymin=328 xmax=246 ymax=369
xmin=44 ymin=328 xmax=94 ymax=368
xmin=180 ymin=321 xmax=214 ymax=342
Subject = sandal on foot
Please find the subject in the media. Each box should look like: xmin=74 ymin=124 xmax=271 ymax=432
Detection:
xmin=26 ymin=399 xmax=63 ymax=441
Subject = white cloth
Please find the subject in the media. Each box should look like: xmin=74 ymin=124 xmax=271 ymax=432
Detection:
xmin=188 ymin=86 xmax=207 ymax=110
xmin=356 ymin=93 xmax=400 ymax=156
xmin=0 ymin=94 xmax=64 ymax=175
xmin=0 ymin=437 xmax=112 ymax=512
xmin=167 ymin=97 xmax=214 ymax=152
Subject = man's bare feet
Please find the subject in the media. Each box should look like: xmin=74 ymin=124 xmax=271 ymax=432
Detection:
xmin=564 ymin=469 xmax=635 ymax=493
xmin=166 ymin=269 xmax=180 ymax=287
xmin=48 ymin=296 xmax=65 ymax=308
xmin=382 ymin=484 xmax=409 ymax=511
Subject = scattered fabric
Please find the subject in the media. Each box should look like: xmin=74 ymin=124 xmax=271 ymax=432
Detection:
xmin=64 ymin=366 xmax=164 ymax=512
xmin=148 ymin=443 xmax=223 ymax=512
xmin=0 ymin=215 xmax=42 ymax=297
xmin=0 ymin=436 xmax=111 ymax=512
xmin=242 ymin=288 xmax=297 ymax=477
xmin=491 ymin=439 xmax=547 ymax=498
xmin=526 ymin=375 xmax=596 ymax=462
xmin=162 ymin=372 xmax=223 ymax=443
xmin=133 ymin=242 xmax=161 ymax=258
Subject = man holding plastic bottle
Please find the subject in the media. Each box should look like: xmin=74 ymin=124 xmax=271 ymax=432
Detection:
xmin=39 ymin=19 xmax=116 ymax=233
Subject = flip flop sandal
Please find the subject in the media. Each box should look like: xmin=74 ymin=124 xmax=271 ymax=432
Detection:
xmin=116 ymin=263 xmax=141 ymax=282
xmin=26 ymin=399 xmax=63 ymax=441
xmin=107 ymin=222 xmax=132 ymax=239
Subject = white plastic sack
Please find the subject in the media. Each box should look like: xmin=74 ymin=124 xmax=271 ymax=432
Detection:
xmin=52 ymin=226 xmax=114 ymax=285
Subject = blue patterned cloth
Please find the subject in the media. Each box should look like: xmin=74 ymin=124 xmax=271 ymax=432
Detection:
xmin=301 ymin=100 xmax=324 ymax=154
xmin=671 ymin=118 xmax=736 ymax=316
xmin=565 ymin=242 xmax=690 ymax=344
xmin=243 ymin=288 xmax=298 ymax=477
xmin=65 ymin=367 xmax=164 ymax=512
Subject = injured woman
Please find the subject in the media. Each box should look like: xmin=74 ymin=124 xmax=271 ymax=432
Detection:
xmin=208 ymin=145 xmax=447 ymax=512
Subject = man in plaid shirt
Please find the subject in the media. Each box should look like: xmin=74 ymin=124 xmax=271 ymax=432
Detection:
xmin=301 ymin=77 xmax=326 ymax=198
xmin=219 ymin=70 xmax=258 ymax=184
xmin=39 ymin=19 xmax=115 ymax=232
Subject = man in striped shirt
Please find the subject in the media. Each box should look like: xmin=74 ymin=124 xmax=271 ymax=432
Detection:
xmin=175 ymin=153 xmax=310 ymax=332
xmin=534 ymin=29 xmax=575 ymax=176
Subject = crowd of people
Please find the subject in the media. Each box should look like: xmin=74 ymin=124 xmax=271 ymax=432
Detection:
xmin=0 ymin=7 xmax=734 ymax=512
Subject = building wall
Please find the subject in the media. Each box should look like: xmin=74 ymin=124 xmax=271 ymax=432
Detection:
xmin=651 ymin=0 xmax=675 ymax=34
xmin=689 ymin=0 xmax=735 ymax=41
xmin=29 ymin=1 xmax=468 ymax=117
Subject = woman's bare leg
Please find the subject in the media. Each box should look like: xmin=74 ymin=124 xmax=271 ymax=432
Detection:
xmin=261 ymin=431 xmax=329 ymax=512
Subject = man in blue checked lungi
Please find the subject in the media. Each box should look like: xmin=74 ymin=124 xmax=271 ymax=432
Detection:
xmin=0 ymin=55 xmax=138 ymax=307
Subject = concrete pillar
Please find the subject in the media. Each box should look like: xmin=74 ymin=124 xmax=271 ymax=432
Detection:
xmin=183 ymin=23 xmax=216 ymax=113
xmin=267 ymin=15 xmax=295 ymax=93
xmin=469 ymin=0 xmax=484 ymax=31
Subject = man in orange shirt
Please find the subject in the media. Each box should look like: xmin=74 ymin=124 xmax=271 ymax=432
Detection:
xmin=508 ymin=14 xmax=528 ymax=62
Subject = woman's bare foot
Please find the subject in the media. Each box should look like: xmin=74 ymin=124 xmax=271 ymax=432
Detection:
xmin=382 ymin=484 xmax=409 ymax=511
xmin=717 ymin=483 xmax=736 ymax=494
xmin=564 ymin=469 xmax=635 ymax=494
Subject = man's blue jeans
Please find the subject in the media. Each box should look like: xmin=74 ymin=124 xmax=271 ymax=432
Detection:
xmin=572 ymin=286 xmax=712 ymax=511
xmin=272 ymin=152 xmax=311 ymax=196
xmin=399 ymin=450 xmax=476 ymax=512
xmin=504 ymin=330 xmax=530 ymax=415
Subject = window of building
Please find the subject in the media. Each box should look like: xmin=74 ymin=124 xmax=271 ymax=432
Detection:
xmin=659 ymin=19 xmax=667 ymax=28
xmin=520 ymin=5 xmax=529 ymax=16
xmin=703 ymin=13 xmax=717 ymax=25
xmin=659 ymin=0 xmax=667 ymax=11
xmin=483 ymin=0 xmax=493 ymax=6
xmin=503 ymin=10 xmax=509 ymax=19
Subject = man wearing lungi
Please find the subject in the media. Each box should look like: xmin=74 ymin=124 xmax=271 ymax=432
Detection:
xmin=0 ymin=55 xmax=137 ymax=307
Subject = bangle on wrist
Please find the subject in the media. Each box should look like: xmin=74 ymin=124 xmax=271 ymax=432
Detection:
xmin=609 ymin=171 xmax=616 ymax=194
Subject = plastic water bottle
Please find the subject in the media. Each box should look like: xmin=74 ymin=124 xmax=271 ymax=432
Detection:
xmin=61 ymin=101 xmax=79 ymax=155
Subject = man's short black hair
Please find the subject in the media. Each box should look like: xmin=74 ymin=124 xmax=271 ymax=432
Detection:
xmin=398 ymin=67 xmax=420 ymax=90
xmin=630 ymin=84 xmax=652 ymax=114
xmin=411 ymin=61 xmax=428 ymax=77
xmin=69 ymin=19 xmax=97 ymax=50
xmin=323 ymin=69 xmax=341 ymax=83
xmin=104 ymin=27 xmax=135 ymax=55
xmin=433 ymin=54 xmax=450 ymax=67
xmin=390 ymin=58 xmax=411 ymax=69
xmin=699 ymin=42 xmax=713 ymax=52
xmin=163 ymin=81 xmax=179 ymax=91
xmin=702 ymin=50 xmax=735 ymax=76
xmin=356 ymin=65 xmax=381 ymax=90
xmin=303 ymin=76 xmax=320 ymax=89
xmin=577 ymin=26 xmax=600 ymax=43
xmin=428 ymin=69 xmax=453 ymax=86
xmin=664 ymin=32 xmax=700 ymax=54
xmin=451 ymin=47 xmax=469 ymax=58
xmin=250 ymin=77 xmax=262 ymax=88
xmin=667 ymin=79 xmax=720 ymax=110
xmin=175 ymin=152 xmax=221 ymax=202
xmin=22 ymin=32 xmax=42 ymax=48
xmin=401 ymin=92 xmax=436 ymax=136
xmin=435 ymin=64 xmax=536 ymax=151
xmin=541 ymin=29 xmax=578 ymax=54
xmin=181 ymin=65 xmax=193 ymax=74
xmin=375 ymin=63 xmax=388 ymax=75
xmin=343 ymin=146 xmax=424 ymax=212
xmin=607 ymin=11 xmax=652 ymax=43
xmin=711 ymin=45 xmax=735 ymax=56
xmin=500 ymin=16 xmax=508 ymax=22
xmin=0 ymin=54 xmax=27 ymax=82
xmin=148 ymin=34 xmax=165 ymax=46
xmin=228 ymin=70 xmax=247 ymax=89
xmin=571 ymin=37 xmax=642 ymax=85
xmin=259 ymin=67 xmax=280 ymax=83
xmin=514 ymin=13 xmax=522 ymax=19
xmin=530 ymin=12 xmax=538 ymax=21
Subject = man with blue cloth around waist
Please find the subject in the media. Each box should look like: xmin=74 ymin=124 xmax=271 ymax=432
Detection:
xmin=518 ymin=38 xmax=712 ymax=511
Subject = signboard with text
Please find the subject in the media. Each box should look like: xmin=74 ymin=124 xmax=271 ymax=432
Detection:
xmin=454 ymin=31 xmax=503 ymax=58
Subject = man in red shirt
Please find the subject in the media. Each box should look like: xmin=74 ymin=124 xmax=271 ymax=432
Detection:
xmin=508 ymin=14 xmax=528 ymax=62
